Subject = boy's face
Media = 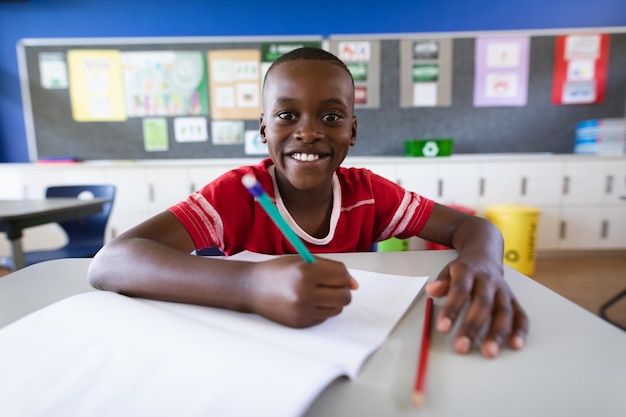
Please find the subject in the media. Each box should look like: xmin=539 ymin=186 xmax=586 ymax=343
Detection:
xmin=260 ymin=60 xmax=357 ymax=192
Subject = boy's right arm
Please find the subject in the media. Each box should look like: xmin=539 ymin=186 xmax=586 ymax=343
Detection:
xmin=88 ymin=211 xmax=356 ymax=328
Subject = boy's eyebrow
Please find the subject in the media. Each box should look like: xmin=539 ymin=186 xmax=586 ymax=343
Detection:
xmin=271 ymin=97 xmax=349 ymax=108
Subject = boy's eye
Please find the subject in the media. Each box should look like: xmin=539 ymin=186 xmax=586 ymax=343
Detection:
xmin=322 ymin=113 xmax=342 ymax=122
xmin=277 ymin=112 xmax=295 ymax=120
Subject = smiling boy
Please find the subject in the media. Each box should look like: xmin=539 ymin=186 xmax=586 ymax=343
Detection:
xmin=89 ymin=47 xmax=528 ymax=358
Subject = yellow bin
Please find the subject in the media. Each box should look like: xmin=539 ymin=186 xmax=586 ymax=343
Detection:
xmin=485 ymin=203 xmax=541 ymax=276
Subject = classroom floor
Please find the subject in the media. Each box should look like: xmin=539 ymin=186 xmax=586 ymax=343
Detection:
xmin=1 ymin=252 xmax=625 ymax=330
xmin=532 ymin=251 xmax=626 ymax=331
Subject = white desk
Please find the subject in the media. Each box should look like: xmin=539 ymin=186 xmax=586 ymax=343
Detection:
xmin=0 ymin=251 xmax=625 ymax=416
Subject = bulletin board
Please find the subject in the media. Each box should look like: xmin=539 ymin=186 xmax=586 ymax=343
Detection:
xmin=17 ymin=30 xmax=626 ymax=161
xmin=18 ymin=36 xmax=323 ymax=161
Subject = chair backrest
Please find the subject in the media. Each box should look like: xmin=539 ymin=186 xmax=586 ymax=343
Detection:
xmin=45 ymin=185 xmax=116 ymax=246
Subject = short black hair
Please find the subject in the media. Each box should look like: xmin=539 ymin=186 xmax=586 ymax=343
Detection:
xmin=263 ymin=46 xmax=354 ymax=87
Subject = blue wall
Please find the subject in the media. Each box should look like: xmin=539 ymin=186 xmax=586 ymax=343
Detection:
xmin=2 ymin=0 xmax=626 ymax=162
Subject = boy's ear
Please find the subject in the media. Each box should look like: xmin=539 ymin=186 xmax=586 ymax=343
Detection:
xmin=350 ymin=115 xmax=358 ymax=146
xmin=259 ymin=113 xmax=267 ymax=143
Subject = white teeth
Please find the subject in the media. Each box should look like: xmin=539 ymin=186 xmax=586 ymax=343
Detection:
xmin=291 ymin=153 xmax=320 ymax=161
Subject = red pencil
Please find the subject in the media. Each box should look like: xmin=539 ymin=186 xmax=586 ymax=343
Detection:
xmin=412 ymin=297 xmax=434 ymax=408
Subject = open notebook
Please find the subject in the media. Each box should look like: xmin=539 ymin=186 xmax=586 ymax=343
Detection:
xmin=0 ymin=252 xmax=427 ymax=417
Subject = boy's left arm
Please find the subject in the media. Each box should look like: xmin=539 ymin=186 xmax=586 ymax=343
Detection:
xmin=417 ymin=203 xmax=529 ymax=359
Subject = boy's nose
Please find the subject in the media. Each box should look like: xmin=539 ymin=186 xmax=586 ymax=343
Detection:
xmin=295 ymin=119 xmax=322 ymax=143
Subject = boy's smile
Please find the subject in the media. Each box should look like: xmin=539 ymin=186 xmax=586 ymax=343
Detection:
xmin=260 ymin=59 xmax=357 ymax=195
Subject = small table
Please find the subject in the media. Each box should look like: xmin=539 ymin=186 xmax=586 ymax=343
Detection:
xmin=0 ymin=198 xmax=112 ymax=270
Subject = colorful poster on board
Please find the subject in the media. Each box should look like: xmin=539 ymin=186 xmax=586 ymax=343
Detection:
xmin=338 ymin=41 xmax=370 ymax=107
xmin=39 ymin=52 xmax=68 ymax=89
xmin=399 ymin=38 xmax=453 ymax=108
xmin=174 ymin=117 xmax=208 ymax=143
xmin=244 ymin=129 xmax=267 ymax=155
xmin=551 ymin=34 xmax=609 ymax=105
xmin=67 ymin=50 xmax=126 ymax=121
xmin=121 ymin=51 xmax=209 ymax=117
xmin=332 ymin=40 xmax=382 ymax=109
xmin=207 ymin=49 xmax=261 ymax=120
xmin=211 ymin=120 xmax=244 ymax=145
xmin=260 ymin=41 xmax=322 ymax=81
xmin=473 ymin=37 xmax=530 ymax=107
xmin=142 ymin=118 xmax=169 ymax=151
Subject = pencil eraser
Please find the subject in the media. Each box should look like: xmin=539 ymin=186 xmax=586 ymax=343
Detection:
xmin=241 ymin=174 xmax=257 ymax=188
xmin=242 ymin=174 xmax=265 ymax=198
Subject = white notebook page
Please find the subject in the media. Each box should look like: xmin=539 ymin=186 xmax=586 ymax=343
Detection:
xmin=0 ymin=252 xmax=427 ymax=417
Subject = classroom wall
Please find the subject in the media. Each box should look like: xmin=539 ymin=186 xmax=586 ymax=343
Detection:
xmin=2 ymin=0 xmax=626 ymax=162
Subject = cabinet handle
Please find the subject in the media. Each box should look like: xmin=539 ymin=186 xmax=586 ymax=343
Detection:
xmin=521 ymin=177 xmax=527 ymax=196
xmin=563 ymin=176 xmax=570 ymax=195
xmin=437 ymin=179 xmax=443 ymax=198
xmin=149 ymin=183 xmax=155 ymax=202
xmin=605 ymin=175 xmax=614 ymax=195
xmin=559 ymin=220 xmax=567 ymax=239
xmin=479 ymin=178 xmax=485 ymax=197
xmin=190 ymin=182 xmax=196 ymax=194
xmin=601 ymin=220 xmax=609 ymax=239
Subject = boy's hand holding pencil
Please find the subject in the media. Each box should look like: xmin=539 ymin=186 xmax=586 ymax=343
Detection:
xmin=242 ymin=173 xmax=358 ymax=328
xmin=248 ymin=255 xmax=358 ymax=328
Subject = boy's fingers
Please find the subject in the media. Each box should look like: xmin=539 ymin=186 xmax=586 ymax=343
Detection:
xmin=475 ymin=293 xmax=528 ymax=358
xmin=509 ymin=298 xmax=529 ymax=350
xmin=303 ymin=260 xmax=354 ymax=288
xmin=349 ymin=276 xmax=359 ymax=290
xmin=434 ymin=267 xmax=473 ymax=334
xmin=315 ymin=286 xmax=353 ymax=309
xmin=478 ymin=290 xmax=513 ymax=358
xmin=454 ymin=279 xmax=496 ymax=354
xmin=424 ymin=259 xmax=528 ymax=357
xmin=424 ymin=267 xmax=453 ymax=332
xmin=425 ymin=280 xmax=448 ymax=297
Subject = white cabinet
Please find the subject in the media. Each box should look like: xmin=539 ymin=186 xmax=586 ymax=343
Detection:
xmin=535 ymin=207 xmax=562 ymax=251
xmin=601 ymin=206 xmax=626 ymax=248
xmin=477 ymin=159 xmax=563 ymax=211
xmin=556 ymin=205 xmax=626 ymax=250
xmin=558 ymin=207 xmax=603 ymax=249
xmin=600 ymin=160 xmax=626 ymax=249
xmin=144 ymin=167 xmax=190 ymax=216
xmin=562 ymin=159 xmax=621 ymax=205
xmin=102 ymin=162 xmax=241 ymax=239
xmin=477 ymin=159 xmax=564 ymax=250
xmin=0 ymin=165 xmax=24 ymax=256
xmin=603 ymin=159 xmax=626 ymax=205
xmin=558 ymin=205 xmax=626 ymax=250
xmin=361 ymin=162 xmax=398 ymax=184
xmin=102 ymin=164 xmax=199 ymax=238
xmin=395 ymin=161 xmax=436 ymax=199
xmin=559 ymin=157 xmax=626 ymax=249
xmin=396 ymin=160 xmax=480 ymax=209
xmin=187 ymin=163 xmax=241 ymax=192
xmin=0 ymin=166 xmax=24 ymax=199
xmin=2 ymin=155 xmax=624 ymax=253
xmin=103 ymin=166 xmax=150 ymax=239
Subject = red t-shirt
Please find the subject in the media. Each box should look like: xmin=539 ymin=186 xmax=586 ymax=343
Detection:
xmin=168 ymin=158 xmax=434 ymax=255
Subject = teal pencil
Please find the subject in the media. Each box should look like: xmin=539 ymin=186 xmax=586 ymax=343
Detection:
xmin=241 ymin=174 xmax=316 ymax=263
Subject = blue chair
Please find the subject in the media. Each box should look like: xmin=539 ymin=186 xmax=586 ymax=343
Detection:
xmin=195 ymin=246 xmax=225 ymax=256
xmin=0 ymin=185 xmax=116 ymax=268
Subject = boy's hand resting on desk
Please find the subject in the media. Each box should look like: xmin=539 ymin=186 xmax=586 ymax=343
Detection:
xmin=248 ymin=256 xmax=358 ymax=329
xmin=425 ymin=253 xmax=528 ymax=359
